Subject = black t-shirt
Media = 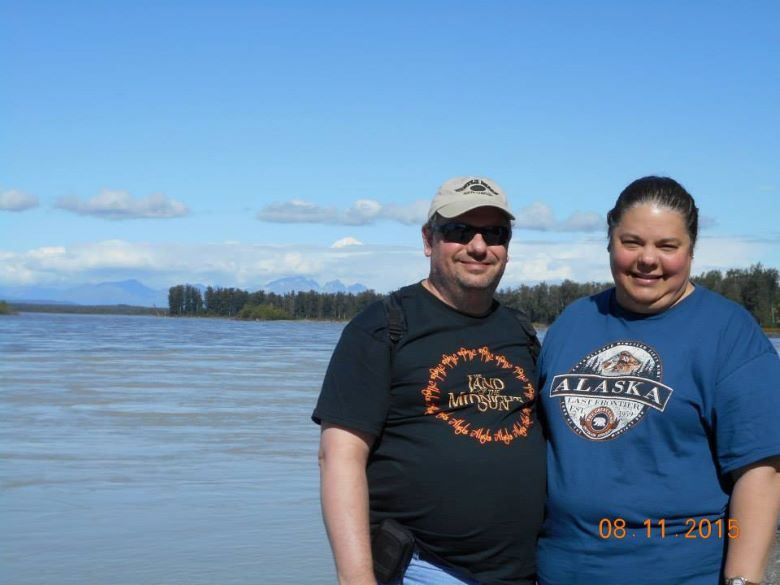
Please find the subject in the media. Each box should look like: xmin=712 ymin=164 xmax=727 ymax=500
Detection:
xmin=313 ymin=283 xmax=546 ymax=584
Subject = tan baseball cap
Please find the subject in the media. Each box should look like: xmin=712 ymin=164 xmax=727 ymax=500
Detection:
xmin=427 ymin=176 xmax=514 ymax=220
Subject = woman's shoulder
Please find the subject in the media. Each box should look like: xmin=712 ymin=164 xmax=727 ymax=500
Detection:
xmin=691 ymin=286 xmax=776 ymax=368
xmin=545 ymin=289 xmax=613 ymax=340
xmin=690 ymin=286 xmax=762 ymax=330
xmin=559 ymin=288 xmax=613 ymax=321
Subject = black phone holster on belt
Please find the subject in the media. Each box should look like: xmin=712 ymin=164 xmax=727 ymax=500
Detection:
xmin=371 ymin=518 xmax=415 ymax=583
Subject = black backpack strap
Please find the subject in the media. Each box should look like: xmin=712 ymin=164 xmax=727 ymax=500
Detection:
xmin=507 ymin=307 xmax=541 ymax=366
xmin=383 ymin=290 xmax=406 ymax=349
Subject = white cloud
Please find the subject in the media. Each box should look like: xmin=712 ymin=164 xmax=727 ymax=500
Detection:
xmin=699 ymin=215 xmax=718 ymax=229
xmin=257 ymin=199 xmax=337 ymax=223
xmin=350 ymin=199 xmax=382 ymax=220
xmin=0 ymin=189 xmax=39 ymax=211
xmin=331 ymin=237 xmax=364 ymax=248
xmin=0 ymin=240 xmax=425 ymax=291
xmin=558 ymin=211 xmax=604 ymax=232
xmin=381 ymin=200 xmax=430 ymax=224
xmin=503 ymin=239 xmax=612 ymax=285
xmin=513 ymin=202 xmax=555 ymax=230
xmin=513 ymin=202 xmax=604 ymax=232
xmin=55 ymin=190 xmax=189 ymax=220
xmin=693 ymin=235 xmax=776 ymax=272
xmin=1 ymin=234 xmax=774 ymax=293
xmin=258 ymin=198 xmax=603 ymax=232
xmin=257 ymin=198 xmax=428 ymax=226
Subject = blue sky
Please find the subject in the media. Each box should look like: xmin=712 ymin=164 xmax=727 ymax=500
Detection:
xmin=1 ymin=0 xmax=778 ymax=294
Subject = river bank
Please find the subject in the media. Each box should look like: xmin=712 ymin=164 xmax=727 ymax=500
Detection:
xmin=6 ymin=303 xmax=780 ymax=337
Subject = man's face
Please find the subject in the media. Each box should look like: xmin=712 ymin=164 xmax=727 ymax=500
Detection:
xmin=423 ymin=206 xmax=510 ymax=294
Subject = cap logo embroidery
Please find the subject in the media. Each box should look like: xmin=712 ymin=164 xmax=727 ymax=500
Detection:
xmin=454 ymin=179 xmax=499 ymax=196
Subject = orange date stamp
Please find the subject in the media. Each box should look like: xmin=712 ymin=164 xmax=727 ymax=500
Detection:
xmin=598 ymin=518 xmax=740 ymax=540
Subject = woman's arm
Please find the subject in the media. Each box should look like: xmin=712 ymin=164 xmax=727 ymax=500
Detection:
xmin=723 ymin=455 xmax=780 ymax=583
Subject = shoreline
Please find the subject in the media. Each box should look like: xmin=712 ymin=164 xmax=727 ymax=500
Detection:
xmin=6 ymin=304 xmax=780 ymax=336
xmin=4 ymin=304 xmax=348 ymax=323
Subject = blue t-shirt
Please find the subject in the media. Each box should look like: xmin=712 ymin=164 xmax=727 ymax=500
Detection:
xmin=538 ymin=285 xmax=780 ymax=585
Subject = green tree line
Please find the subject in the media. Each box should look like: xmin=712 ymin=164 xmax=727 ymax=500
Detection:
xmin=168 ymin=284 xmax=384 ymax=321
xmin=168 ymin=264 xmax=779 ymax=327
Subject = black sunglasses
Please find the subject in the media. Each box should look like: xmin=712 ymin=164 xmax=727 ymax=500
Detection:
xmin=433 ymin=222 xmax=511 ymax=246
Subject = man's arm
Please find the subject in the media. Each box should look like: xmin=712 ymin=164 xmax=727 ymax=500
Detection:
xmin=319 ymin=422 xmax=377 ymax=585
xmin=723 ymin=455 xmax=780 ymax=583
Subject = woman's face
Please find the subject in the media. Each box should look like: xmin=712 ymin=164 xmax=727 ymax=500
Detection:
xmin=609 ymin=203 xmax=694 ymax=315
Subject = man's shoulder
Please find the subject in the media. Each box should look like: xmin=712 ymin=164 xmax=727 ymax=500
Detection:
xmin=495 ymin=300 xmax=533 ymax=320
xmin=389 ymin=282 xmax=425 ymax=303
xmin=344 ymin=283 xmax=423 ymax=339
xmin=344 ymin=298 xmax=387 ymax=338
xmin=494 ymin=302 xmax=538 ymax=335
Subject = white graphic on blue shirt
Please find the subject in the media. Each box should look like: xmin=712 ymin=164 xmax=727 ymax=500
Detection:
xmin=549 ymin=341 xmax=674 ymax=441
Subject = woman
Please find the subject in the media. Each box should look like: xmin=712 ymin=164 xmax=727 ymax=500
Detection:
xmin=538 ymin=176 xmax=780 ymax=585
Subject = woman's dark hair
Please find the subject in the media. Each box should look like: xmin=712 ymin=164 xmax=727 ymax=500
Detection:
xmin=607 ymin=176 xmax=699 ymax=249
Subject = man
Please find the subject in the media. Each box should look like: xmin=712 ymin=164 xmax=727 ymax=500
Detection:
xmin=313 ymin=176 xmax=545 ymax=584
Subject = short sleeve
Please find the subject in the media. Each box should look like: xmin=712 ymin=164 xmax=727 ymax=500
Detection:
xmin=713 ymin=310 xmax=780 ymax=474
xmin=311 ymin=309 xmax=392 ymax=437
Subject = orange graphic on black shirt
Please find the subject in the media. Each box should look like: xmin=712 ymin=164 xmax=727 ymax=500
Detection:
xmin=421 ymin=346 xmax=535 ymax=446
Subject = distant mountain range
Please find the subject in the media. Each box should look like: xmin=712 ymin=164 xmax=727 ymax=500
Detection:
xmin=262 ymin=277 xmax=368 ymax=295
xmin=1 ymin=277 xmax=369 ymax=307
xmin=0 ymin=279 xmax=170 ymax=308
